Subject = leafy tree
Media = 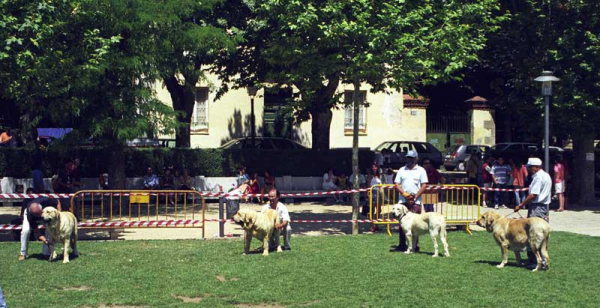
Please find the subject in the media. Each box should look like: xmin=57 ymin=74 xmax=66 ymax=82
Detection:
xmin=0 ymin=0 xmax=179 ymax=188
xmin=150 ymin=0 xmax=243 ymax=147
xmin=465 ymin=0 xmax=600 ymax=205
xmin=224 ymin=0 xmax=500 ymax=233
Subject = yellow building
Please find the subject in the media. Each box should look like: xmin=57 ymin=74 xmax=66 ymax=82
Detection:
xmin=155 ymin=75 xmax=495 ymax=149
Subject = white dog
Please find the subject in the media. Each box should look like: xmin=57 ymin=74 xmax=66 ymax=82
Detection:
xmin=392 ymin=204 xmax=450 ymax=257
xmin=41 ymin=207 xmax=79 ymax=263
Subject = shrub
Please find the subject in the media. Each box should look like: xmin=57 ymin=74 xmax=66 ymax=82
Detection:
xmin=0 ymin=148 xmax=374 ymax=178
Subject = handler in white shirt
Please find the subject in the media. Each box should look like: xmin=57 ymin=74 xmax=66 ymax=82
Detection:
xmin=393 ymin=150 xmax=429 ymax=252
xmin=514 ymin=157 xmax=551 ymax=222
xmin=514 ymin=157 xmax=551 ymax=267
xmin=261 ymin=189 xmax=292 ymax=250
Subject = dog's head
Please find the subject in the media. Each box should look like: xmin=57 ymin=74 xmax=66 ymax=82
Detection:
xmin=41 ymin=207 xmax=60 ymax=226
xmin=476 ymin=211 xmax=501 ymax=232
xmin=232 ymin=208 xmax=257 ymax=230
xmin=392 ymin=204 xmax=410 ymax=220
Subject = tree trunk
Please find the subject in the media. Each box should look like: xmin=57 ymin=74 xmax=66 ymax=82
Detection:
xmin=107 ymin=143 xmax=127 ymax=189
xmin=309 ymin=109 xmax=333 ymax=150
xmin=351 ymin=78 xmax=361 ymax=235
xmin=164 ymin=75 xmax=196 ymax=148
xmin=571 ymin=132 xmax=596 ymax=207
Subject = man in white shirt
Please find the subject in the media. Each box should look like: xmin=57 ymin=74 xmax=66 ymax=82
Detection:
xmin=514 ymin=157 xmax=551 ymax=267
xmin=515 ymin=157 xmax=551 ymax=222
xmin=393 ymin=150 xmax=429 ymax=252
xmin=261 ymin=189 xmax=292 ymax=251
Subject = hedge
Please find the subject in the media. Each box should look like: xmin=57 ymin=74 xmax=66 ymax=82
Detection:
xmin=0 ymin=148 xmax=375 ymax=178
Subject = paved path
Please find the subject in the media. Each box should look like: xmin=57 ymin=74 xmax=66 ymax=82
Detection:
xmin=1 ymin=201 xmax=599 ymax=241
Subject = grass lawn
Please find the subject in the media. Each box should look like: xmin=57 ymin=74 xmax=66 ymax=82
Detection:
xmin=1 ymin=231 xmax=599 ymax=308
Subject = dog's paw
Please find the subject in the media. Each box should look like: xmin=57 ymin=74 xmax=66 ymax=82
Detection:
xmin=432 ymin=254 xmax=439 ymax=258
xmin=277 ymin=247 xmax=283 ymax=253
xmin=444 ymin=253 xmax=451 ymax=257
xmin=262 ymin=251 xmax=269 ymax=256
xmin=404 ymin=250 xmax=411 ymax=254
xmin=63 ymin=259 xmax=70 ymax=264
xmin=496 ymin=264 xmax=505 ymax=269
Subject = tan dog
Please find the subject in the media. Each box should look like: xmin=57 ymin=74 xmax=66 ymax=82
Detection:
xmin=392 ymin=204 xmax=450 ymax=257
xmin=476 ymin=211 xmax=550 ymax=272
xmin=232 ymin=208 xmax=282 ymax=256
xmin=41 ymin=207 xmax=79 ymax=263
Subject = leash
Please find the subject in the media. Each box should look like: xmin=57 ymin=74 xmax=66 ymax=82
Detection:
xmin=504 ymin=211 xmax=524 ymax=219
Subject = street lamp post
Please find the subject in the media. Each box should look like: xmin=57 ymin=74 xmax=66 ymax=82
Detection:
xmin=247 ymin=86 xmax=259 ymax=146
xmin=534 ymin=71 xmax=560 ymax=171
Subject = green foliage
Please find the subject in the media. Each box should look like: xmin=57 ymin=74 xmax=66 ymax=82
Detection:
xmin=469 ymin=0 xmax=600 ymax=136
xmin=0 ymin=232 xmax=599 ymax=307
xmin=0 ymin=147 xmax=374 ymax=178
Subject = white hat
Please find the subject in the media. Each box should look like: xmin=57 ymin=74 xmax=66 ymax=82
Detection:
xmin=526 ymin=157 xmax=543 ymax=167
xmin=406 ymin=150 xmax=418 ymax=158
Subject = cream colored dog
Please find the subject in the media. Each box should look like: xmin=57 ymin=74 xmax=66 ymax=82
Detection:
xmin=392 ymin=204 xmax=450 ymax=257
xmin=476 ymin=211 xmax=550 ymax=272
xmin=232 ymin=208 xmax=282 ymax=256
xmin=41 ymin=207 xmax=79 ymax=263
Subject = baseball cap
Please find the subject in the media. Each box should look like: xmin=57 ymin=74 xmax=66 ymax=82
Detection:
xmin=406 ymin=150 xmax=418 ymax=158
xmin=526 ymin=157 xmax=543 ymax=167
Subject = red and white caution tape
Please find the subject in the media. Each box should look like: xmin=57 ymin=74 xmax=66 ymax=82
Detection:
xmin=0 ymin=185 xmax=528 ymax=200
xmin=480 ymin=187 xmax=529 ymax=192
xmin=0 ymin=220 xmax=203 ymax=230
xmin=204 ymin=218 xmax=398 ymax=223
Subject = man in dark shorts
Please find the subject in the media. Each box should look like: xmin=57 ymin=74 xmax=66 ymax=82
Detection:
xmin=18 ymin=197 xmax=62 ymax=261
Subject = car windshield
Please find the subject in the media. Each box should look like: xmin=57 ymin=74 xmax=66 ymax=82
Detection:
xmin=374 ymin=142 xmax=393 ymax=152
xmin=446 ymin=145 xmax=461 ymax=154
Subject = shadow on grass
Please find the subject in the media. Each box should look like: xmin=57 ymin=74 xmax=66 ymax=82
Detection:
xmin=28 ymin=252 xmax=81 ymax=262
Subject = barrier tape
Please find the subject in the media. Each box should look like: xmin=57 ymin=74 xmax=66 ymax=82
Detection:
xmin=206 ymin=218 xmax=399 ymax=223
xmin=1 ymin=219 xmax=203 ymax=230
xmin=0 ymin=186 xmax=527 ymax=200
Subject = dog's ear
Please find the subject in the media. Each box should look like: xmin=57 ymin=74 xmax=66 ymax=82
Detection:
xmin=484 ymin=214 xmax=495 ymax=232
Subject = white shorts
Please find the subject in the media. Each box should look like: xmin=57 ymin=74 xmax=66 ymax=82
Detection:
xmin=555 ymin=181 xmax=565 ymax=194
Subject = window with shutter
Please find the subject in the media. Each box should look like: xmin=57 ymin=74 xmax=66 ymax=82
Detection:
xmin=343 ymin=90 xmax=367 ymax=134
xmin=192 ymin=87 xmax=209 ymax=134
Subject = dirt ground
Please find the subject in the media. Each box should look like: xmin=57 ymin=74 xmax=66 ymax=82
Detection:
xmin=1 ymin=199 xmax=599 ymax=242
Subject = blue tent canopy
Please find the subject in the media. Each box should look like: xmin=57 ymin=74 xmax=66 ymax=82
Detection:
xmin=37 ymin=128 xmax=73 ymax=139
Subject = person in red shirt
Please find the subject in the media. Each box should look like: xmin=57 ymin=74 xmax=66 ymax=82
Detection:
xmin=510 ymin=159 xmax=529 ymax=206
xmin=422 ymin=158 xmax=445 ymax=212
xmin=481 ymin=156 xmax=495 ymax=207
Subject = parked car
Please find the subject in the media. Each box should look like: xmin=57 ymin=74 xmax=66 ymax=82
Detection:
xmin=490 ymin=142 xmax=567 ymax=162
xmin=220 ymin=137 xmax=308 ymax=150
xmin=444 ymin=144 xmax=491 ymax=171
xmin=373 ymin=141 xmax=443 ymax=168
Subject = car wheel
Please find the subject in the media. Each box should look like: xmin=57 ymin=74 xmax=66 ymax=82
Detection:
xmin=457 ymin=161 xmax=466 ymax=171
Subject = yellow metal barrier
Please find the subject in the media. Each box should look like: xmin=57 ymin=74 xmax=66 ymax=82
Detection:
xmin=69 ymin=190 xmax=206 ymax=238
xmin=369 ymin=184 xmax=481 ymax=235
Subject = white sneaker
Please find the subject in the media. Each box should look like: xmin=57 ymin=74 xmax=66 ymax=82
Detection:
xmin=494 ymin=205 xmax=499 ymax=209
xmin=501 ymin=204 xmax=508 ymax=209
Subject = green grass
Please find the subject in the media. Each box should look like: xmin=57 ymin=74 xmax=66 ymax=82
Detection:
xmin=1 ymin=231 xmax=599 ymax=308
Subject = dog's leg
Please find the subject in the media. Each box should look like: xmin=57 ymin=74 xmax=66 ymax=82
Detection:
xmin=405 ymin=230 xmax=413 ymax=254
xmin=71 ymin=232 xmax=79 ymax=257
xmin=243 ymin=231 xmax=251 ymax=255
xmin=430 ymin=230 xmax=439 ymax=257
xmin=262 ymin=232 xmax=271 ymax=256
xmin=531 ymin=242 xmax=542 ymax=272
xmin=48 ymin=244 xmax=55 ymax=262
xmin=515 ymin=251 xmax=524 ymax=266
xmin=440 ymin=225 xmax=450 ymax=257
xmin=541 ymin=234 xmax=550 ymax=270
xmin=497 ymin=245 xmax=508 ymax=268
xmin=63 ymin=237 xmax=70 ymax=264
xmin=275 ymin=229 xmax=282 ymax=253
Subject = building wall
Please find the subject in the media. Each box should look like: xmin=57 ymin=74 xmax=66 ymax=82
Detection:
xmin=155 ymin=75 xmax=442 ymax=149
xmin=470 ymin=109 xmax=496 ymax=146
